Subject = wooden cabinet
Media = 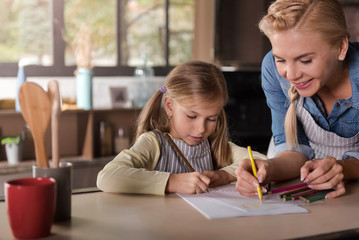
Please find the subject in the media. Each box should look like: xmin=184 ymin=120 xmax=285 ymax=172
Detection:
xmin=0 ymin=108 xmax=140 ymax=163
xmin=0 ymin=109 xmax=140 ymax=194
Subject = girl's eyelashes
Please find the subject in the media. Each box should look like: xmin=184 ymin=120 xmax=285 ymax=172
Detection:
xmin=186 ymin=115 xmax=217 ymax=122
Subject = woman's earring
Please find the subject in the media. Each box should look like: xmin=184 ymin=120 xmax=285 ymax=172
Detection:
xmin=339 ymin=56 xmax=345 ymax=61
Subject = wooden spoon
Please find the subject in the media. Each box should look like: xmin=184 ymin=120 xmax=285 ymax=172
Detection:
xmin=19 ymin=82 xmax=52 ymax=168
xmin=47 ymin=80 xmax=62 ymax=168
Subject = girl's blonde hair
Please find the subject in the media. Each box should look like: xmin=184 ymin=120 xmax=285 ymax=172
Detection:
xmin=258 ymin=0 xmax=349 ymax=148
xmin=135 ymin=60 xmax=231 ymax=168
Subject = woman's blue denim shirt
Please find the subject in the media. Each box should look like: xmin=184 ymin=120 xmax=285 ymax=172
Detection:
xmin=261 ymin=42 xmax=359 ymax=160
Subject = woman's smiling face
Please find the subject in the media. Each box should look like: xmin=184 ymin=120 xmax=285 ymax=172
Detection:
xmin=270 ymin=30 xmax=344 ymax=97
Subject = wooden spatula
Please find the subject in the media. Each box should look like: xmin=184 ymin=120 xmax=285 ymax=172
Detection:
xmin=19 ymin=82 xmax=52 ymax=168
xmin=47 ymin=80 xmax=61 ymax=168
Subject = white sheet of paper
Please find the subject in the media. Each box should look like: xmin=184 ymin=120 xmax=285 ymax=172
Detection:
xmin=177 ymin=184 xmax=309 ymax=219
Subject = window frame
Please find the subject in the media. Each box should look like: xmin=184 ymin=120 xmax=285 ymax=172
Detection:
xmin=0 ymin=0 xmax=173 ymax=77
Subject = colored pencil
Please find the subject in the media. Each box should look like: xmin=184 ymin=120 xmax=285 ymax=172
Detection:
xmin=164 ymin=133 xmax=195 ymax=172
xmin=282 ymin=188 xmax=313 ymax=201
xmin=290 ymin=189 xmax=319 ymax=201
xmin=279 ymin=186 xmax=310 ymax=199
xmin=269 ymin=183 xmax=308 ymax=194
xmin=298 ymin=191 xmax=324 ymax=201
xmin=247 ymin=146 xmax=263 ymax=203
xmin=300 ymin=190 xmax=332 ymax=203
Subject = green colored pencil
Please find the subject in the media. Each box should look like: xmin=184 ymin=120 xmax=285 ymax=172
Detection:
xmin=290 ymin=189 xmax=319 ymax=201
xmin=301 ymin=193 xmax=326 ymax=203
xmin=300 ymin=190 xmax=334 ymax=203
xmin=279 ymin=186 xmax=310 ymax=199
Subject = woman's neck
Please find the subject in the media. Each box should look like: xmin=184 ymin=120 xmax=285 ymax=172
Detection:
xmin=316 ymin=61 xmax=351 ymax=115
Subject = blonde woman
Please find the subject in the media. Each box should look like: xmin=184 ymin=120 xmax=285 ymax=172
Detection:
xmin=236 ymin=0 xmax=359 ymax=199
xmin=97 ymin=61 xmax=267 ymax=195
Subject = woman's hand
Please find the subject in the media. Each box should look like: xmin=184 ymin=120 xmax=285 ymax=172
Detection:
xmin=235 ymin=158 xmax=271 ymax=197
xmin=300 ymin=157 xmax=345 ymax=198
xmin=165 ymin=172 xmax=210 ymax=194
xmin=202 ymin=170 xmax=236 ymax=188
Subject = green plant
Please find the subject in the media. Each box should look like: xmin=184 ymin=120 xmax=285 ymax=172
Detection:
xmin=1 ymin=136 xmax=21 ymax=145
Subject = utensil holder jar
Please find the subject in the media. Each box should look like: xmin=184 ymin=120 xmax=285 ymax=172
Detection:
xmin=33 ymin=162 xmax=72 ymax=222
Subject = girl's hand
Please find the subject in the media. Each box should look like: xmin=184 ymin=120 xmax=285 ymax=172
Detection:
xmin=166 ymin=172 xmax=210 ymax=194
xmin=202 ymin=170 xmax=236 ymax=188
xmin=235 ymin=158 xmax=271 ymax=197
xmin=300 ymin=157 xmax=345 ymax=198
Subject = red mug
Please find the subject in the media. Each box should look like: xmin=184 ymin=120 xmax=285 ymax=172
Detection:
xmin=5 ymin=177 xmax=56 ymax=239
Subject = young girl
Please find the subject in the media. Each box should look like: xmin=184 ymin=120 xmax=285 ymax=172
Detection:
xmin=97 ymin=60 xmax=267 ymax=195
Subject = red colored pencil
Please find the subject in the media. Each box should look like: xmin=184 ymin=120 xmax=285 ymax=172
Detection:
xmin=269 ymin=183 xmax=308 ymax=194
xmin=280 ymin=186 xmax=311 ymax=200
xmin=290 ymin=189 xmax=318 ymax=200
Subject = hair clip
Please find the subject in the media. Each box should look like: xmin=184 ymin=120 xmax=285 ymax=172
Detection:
xmin=160 ymin=86 xmax=167 ymax=93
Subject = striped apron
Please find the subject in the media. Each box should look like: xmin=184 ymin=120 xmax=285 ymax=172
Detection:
xmin=154 ymin=131 xmax=213 ymax=173
xmin=296 ymin=96 xmax=359 ymax=159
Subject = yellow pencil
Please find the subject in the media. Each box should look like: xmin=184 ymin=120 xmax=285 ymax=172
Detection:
xmin=247 ymin=146 xmax=263 ymax=203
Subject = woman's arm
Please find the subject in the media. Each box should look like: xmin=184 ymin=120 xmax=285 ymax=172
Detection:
xmin=235 ymin=150 xmax=307 ymax=197
xmin=300 ymin=156 xmax=359 ymax=198
xmin=261 ymin=51 xmax=289 ymax=147
xmin=205 ymin=143 xmax=268 ymax=189
xmin=340 ymin=157 xmax=359 ymax=180
xmin=267 ymin=151 xmax=308 ymax=182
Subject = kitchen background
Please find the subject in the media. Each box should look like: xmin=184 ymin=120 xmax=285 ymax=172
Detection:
xmin=0 ymin=0 xmax=358 ymax=194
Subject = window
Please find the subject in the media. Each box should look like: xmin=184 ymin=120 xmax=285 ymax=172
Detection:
xmin=0 ymin=0 xmax=52 ymax=69
xmin=64 ymin=0 xmax=117 ymax=68
xmin=0 ymin=0 xmax=195 ymax=77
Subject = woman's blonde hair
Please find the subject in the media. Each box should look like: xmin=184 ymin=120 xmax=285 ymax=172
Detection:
xmin=135 ymin=60 xmax=231 ymax=168
xmin=258 ymin=0 xmax=349 ymax=148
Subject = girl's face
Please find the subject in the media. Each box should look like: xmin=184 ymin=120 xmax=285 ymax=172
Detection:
xmin=164 ymin=96 xmax=223 ymax=146
xmin=270 ymin=30 xmax=348 ymax=97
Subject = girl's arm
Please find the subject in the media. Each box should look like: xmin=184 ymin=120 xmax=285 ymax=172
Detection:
xmin=96 ymin=132 xmax=170 ymax=195
xmin=97 ymin=131 xmax=213 ymax=195
xmin=224 ymin=142 xmax=268 ymax=175
xmin=202 ymin=170 xmax=235 ymax=188
xmin=166 ymin=172 xmax=211 ymax=194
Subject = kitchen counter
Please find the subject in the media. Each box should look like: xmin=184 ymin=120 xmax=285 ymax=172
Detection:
xmin=1 ymin=181 xmax=359 ymax=239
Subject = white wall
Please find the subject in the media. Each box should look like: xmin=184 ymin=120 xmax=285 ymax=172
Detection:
xmin=0 ymin=76 xmax=166 ymax=109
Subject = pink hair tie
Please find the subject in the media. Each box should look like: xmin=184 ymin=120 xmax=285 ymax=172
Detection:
xmin=160 ymin=86 xmax=167 ymax=93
